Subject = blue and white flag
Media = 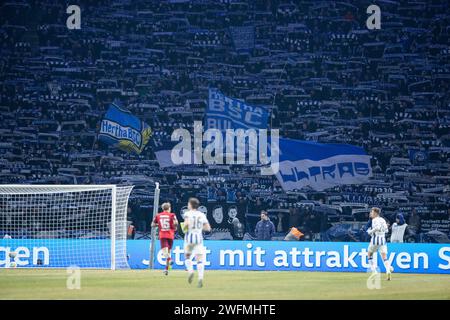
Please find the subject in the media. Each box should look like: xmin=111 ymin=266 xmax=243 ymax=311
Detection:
xmin=276 ymin=138 xmax=372 ymax=191
xmin=98 ymin=103 xmax=152 ymax=154
xmin=153 ymin=139 xmax=198 ymax=168
xmin=205 ymin=88 xmax=269 ymax=131
xmin=153 ymin=142 xmax=177 ymax=168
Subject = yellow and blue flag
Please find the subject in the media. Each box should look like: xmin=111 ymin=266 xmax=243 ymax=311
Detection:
xmin=98 ymin=103 xmax=152 ymax=154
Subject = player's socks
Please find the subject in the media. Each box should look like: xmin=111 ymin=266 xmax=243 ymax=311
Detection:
xmin=185 ymin=258 xmax=194 ymax=273
xmin=197 ymin=262 xmax=204 ymax=288
xmin=383 ymin=259 xmax=393 ymax=280
xmin=197 ymin=261 xmax=204 ymax=281
xmin=383 ymin=259 xmax=391 ymax=273
xmin=166 ymin=257 xmax=171 ymax=271
xmin=185 ymin=258 xmax=194 ymax=284
xmin=188 ymin=272 xmax=194 ymax=284
xmin=368 ymin=257 xmax=377 ymax=272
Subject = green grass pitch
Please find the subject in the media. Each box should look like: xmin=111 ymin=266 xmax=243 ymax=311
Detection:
xmin=0 ymin=269 xmax=449 ymax=300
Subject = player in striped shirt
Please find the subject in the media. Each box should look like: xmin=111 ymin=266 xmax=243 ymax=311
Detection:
xmin=181 ymin=197 xmax=211 ymax=288
xmin=367 ymin=207 xmax=394 ymax=280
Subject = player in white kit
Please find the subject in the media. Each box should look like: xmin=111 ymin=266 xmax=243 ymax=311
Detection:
xmin=367 ymin=207 xmax=394 ymax=280
xmin=182 ymin=197 xmax=211 ymax=288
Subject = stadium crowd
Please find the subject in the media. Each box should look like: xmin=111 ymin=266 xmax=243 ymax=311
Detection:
xmin=0 ymin=0 xmax=449 ymax=243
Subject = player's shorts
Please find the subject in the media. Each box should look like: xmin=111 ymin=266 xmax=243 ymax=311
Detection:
xmin=368 ymin=244 xmax=387 ymax=255
xmin=160 ymin=238 xmax=173 ymax=250
xmin=184 ymin=242 xmax=205 ymax=256
xmin=184 ymin=232 xmax=205 ymax=256
xmin=368 ymin=235 xmax=387 ymax=255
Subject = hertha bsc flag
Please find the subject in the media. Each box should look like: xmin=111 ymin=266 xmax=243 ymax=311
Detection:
xmin=99 ymin=103 xmax=152 ymax=154
xmin=205 ymin=88 xmax=269 ymax=131
xmin=276 ymin=138 xmax=372 ymax=191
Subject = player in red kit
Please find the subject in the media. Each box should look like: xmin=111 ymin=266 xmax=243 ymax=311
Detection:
xmin=151 ymin=202 xmax=178 ymax=275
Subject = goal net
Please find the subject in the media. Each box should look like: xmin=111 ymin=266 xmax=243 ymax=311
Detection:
xmin=0 ymin=185 xmax=133 ymax=269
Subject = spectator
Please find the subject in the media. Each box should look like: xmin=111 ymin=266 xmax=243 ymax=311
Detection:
xmin=284 ymin=227 xmax=304 ymax=241
xmin=390 ymin=213 xmax=408 ymax=243
xmin=255 ymin=211 xmax=275 ymax=241
xmin=127 ymin=223 xmax=136 ymax=240
xmin=230 ymin=217 xmax=244 ymax=240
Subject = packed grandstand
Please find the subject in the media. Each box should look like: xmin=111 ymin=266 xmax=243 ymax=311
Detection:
xmin=0 ymin=0 xmax=449 ymax=243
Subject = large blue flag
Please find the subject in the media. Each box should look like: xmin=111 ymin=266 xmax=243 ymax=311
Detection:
xmin=98 ymin=103 xmax=152 ymax=154
xmin=205 ymin=88 xmax=269 ymax=131
xmin=276 ymin=138 xmax=372 ymax=191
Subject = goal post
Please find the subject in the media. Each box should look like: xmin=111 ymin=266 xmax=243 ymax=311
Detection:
xmin=0 ymin=185 xmax=133 ymax=269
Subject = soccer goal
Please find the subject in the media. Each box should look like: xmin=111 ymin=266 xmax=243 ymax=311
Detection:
xmin=0 ymin=185 xmax=133 ymax=269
